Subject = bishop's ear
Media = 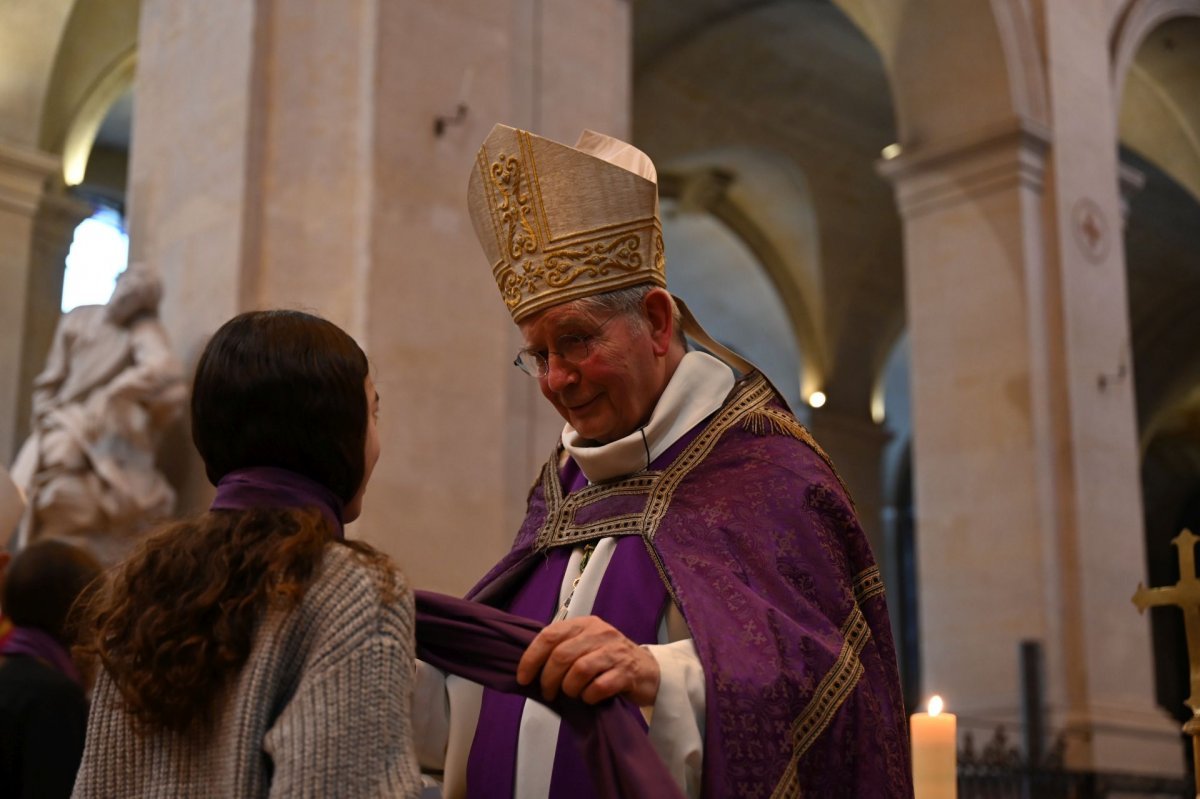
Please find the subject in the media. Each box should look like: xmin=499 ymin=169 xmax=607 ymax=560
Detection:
xmin=642 ymin=288 xmax=677 ymax=356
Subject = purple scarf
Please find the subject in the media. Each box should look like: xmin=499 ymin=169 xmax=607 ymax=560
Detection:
xmin=210 ymin=466 xmax=345 ymax=538
xmin=1 ymin=626 xmax=81 ymax=686
xmin=415 ymin=591 xmax=685 ymax=799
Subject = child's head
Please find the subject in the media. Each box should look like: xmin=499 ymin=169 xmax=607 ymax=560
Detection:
xmin=192 ymin=310 xmax=373 ymax=510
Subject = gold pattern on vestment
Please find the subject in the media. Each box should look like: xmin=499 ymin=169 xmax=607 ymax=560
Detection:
xmin=770 ymin=566 xmax=883 ymax=799
xmin=533 ymin=473 xmax=660 ymax=552
xmin=852 ymin=564 xmax=885 ymax=603
xmin=641 ymin=375 xmax=778 ymax=541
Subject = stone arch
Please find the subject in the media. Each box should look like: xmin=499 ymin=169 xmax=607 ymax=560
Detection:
xmin=1112 ymin=0 xmax=1200 ymax=102
xmin=659 ymin=148 xmax=828 ymax=397
xmin=0 ymin=0 xmax=76 ymax=147
xmin=37 ymin=0 xmax=140 ymax=157
xmin=58 ymin=49 xmax=136 ymax=187
xmin=833 ymin=0 xmax=1047 ymax=145
xmin=1112 ymin=3 xmax=1200 ymax=202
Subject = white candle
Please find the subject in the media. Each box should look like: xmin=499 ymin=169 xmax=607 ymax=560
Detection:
xmin=911 ymin=695 xmax=957 ymax=799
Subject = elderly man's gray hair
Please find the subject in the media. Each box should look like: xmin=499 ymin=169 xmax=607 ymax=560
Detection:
xmin=570 ymin=283 xmax=686 ymax=346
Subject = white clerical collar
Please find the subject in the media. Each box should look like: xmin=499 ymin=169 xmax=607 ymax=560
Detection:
xmin=561 ymin=351 xmax=735 ymax=483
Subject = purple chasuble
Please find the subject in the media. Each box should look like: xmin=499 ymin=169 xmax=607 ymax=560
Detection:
xmin=462 ymin=373 xmax=914 ymax=798
xmin=209 ymin=466 xmax=345 ymax=539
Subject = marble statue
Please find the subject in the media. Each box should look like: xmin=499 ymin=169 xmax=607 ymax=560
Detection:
xmin=0 ymin=464 xmax=21 ymax=557
xmin=9 ymin=267 xmax=185 ymax=563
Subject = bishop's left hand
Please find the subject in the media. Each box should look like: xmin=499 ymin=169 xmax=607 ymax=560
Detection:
xmin=517 ymin=615 xmax=661 ymax=707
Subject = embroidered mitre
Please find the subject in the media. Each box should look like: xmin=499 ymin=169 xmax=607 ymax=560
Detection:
xmin=467 ymin=124 xmax=666 ymax=322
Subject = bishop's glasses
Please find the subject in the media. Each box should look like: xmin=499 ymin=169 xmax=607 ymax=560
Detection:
xmin=513 ymin=313 xmax=620 ymax=378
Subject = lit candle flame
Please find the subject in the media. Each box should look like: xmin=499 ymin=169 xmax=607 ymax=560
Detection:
xmin=928 ymin=695 xmax=944 ymax=716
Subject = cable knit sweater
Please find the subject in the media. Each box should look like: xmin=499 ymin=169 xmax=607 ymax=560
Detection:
xmin=71 ymin=544 xmax=422 ymax=799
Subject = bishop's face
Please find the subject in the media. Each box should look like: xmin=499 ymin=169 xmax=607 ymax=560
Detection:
xmin=517 ymin=302 xmax=663 ymax=444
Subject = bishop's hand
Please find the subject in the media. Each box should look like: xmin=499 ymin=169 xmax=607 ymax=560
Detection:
xmin=516 ymin=615 xmax=660 ymax=707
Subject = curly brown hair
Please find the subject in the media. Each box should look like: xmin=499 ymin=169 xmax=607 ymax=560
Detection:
xmin=74 ymin=310 xmax=390 ymax=734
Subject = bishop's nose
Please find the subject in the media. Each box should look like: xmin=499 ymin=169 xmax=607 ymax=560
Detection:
xmin=544 ymin=354 xmax=579 ymax=393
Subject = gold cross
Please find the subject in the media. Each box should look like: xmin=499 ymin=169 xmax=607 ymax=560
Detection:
xmin=1133 ymin=529 xmax=1200 ymax=714
xmin=1133 ymin=529 xmax=1200 ymax=798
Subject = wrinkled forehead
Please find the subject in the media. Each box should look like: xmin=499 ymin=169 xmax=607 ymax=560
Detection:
xmin=516 ymin=299 xmax=608 ymax=345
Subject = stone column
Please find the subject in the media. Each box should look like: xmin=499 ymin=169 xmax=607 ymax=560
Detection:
xmin=0 ymin=141 xmax=57 ymax=463
xmin=1038 ymin=1 xmax=1180 ymax=772
xmin=130 ymin=0 xmax=630 ymax=593
xmin=809 ymin=406 xmax=891 ymax=565
xmin=880 ymin=111 xmax=1179 ymax=773
xmin=15 ymin=188 xmax=93 ymax=442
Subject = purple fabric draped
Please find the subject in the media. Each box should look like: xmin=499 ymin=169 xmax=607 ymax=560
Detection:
xmin=209 ymin=466 xmax=344 ymax=539
xmin=415 ymin=591 xmax=685 ymax=799
xmin=0 ymin=626 xmax=81 ymax=685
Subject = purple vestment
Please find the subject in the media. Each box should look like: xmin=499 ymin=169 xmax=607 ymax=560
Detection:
xmin=464 ymin=373 xmax=913 ymax=798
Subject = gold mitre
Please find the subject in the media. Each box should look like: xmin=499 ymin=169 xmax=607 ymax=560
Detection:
xmin=467 ymin=124 xmax=666 ymax=322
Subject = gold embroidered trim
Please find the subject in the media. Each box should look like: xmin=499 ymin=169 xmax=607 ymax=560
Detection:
xmin=641 ymin=374 xmax=776 ymax=540
xmin=544 ymin=233 xmax=644 ymax=286
xmin=770 ymin=604 xmax=872 ymax=799
xmin=567 ymin=474 xmax=658 ymax=505
xmin=534 ymin=473 xmax=660 ymax=551
xmin=852 ymin=565 xmax=885 ymax=604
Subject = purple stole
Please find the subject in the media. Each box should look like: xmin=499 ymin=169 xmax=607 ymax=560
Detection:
xmin=0 ymin=626 xmax=81 ymax=685
xmin=463 ymin=373 xmax=913 ymax=798
xmin=209 ymin=466 xmax=345 ymax=538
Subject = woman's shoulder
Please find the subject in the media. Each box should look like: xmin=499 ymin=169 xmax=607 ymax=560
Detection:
xmin=301 ymin=542 xmax=413 ymax=634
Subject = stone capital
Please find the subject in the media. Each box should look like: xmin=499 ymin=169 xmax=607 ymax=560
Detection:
xmin=660 ymin=168 xmax=735 ymax=214
xmin=875 ymin=117 xmax=1052 ymax=219
xmin=33 ymin=189 xmax=93 ymax=249
xmin=809 ymin=405 xmax=893 ymax=450
xmin=0 ymin=141 xmax=59 ymax=217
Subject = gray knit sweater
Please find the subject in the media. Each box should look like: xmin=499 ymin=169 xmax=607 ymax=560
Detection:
xmin=71 ymin=544 xmax=422 ymax=798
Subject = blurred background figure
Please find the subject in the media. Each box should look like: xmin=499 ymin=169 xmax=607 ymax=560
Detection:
xmin=1 ymin=463 xmax=27 ymax=649
xmin=0 ymin=539 xmax=101 ymax=799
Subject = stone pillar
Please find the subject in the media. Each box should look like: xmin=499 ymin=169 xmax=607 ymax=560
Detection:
xmin=1038 ymin=1 xmax=1180 ymax=773
xmin=15 ymin=188 xmax=93 ymax=442
xmin=880 ymin=111 xmax=1179 ymax=773
xmin=0 ymin=141 xmax=57 ymax=464
xmin=130 ymin=0 xmax=630 ymax=593
xmin=809 ymin=406 xmax=891 ymax=564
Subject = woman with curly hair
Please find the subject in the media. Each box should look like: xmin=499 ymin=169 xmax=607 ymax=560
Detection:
xmin=71 ymin=310 xmax=421 ymax=798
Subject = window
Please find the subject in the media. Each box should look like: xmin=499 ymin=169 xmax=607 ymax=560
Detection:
xmin=61 ymin=206 xmax=129 ymax=312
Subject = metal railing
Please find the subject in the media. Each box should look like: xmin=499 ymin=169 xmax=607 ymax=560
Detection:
xmin=958 ymin=765 xmax=1190 ymax=799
